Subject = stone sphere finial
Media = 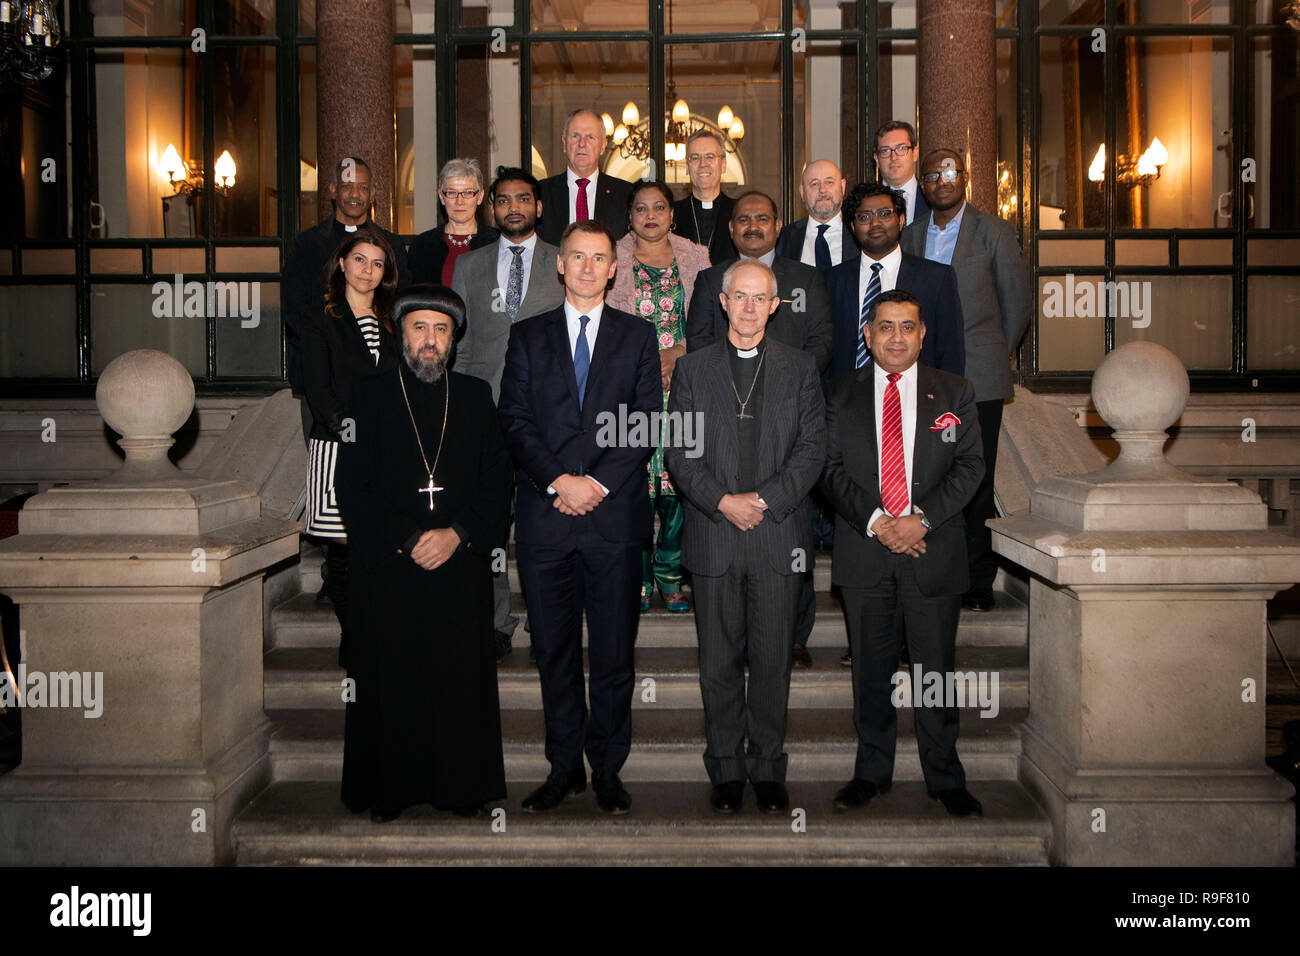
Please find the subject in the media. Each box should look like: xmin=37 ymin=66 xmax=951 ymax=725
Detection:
xmin=1091 ymin=341 xmax=1190 ymax=479
xmin=95 ymin=349 xmax=195 ymax=477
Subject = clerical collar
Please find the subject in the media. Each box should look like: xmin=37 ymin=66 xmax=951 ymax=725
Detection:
xmin=344 ymin=224 xmax=357 ymax=232
xmin=695 ymin=194 xmax=718 ymax=210
xmin=731 ymin=339 xmax=765 ymax=358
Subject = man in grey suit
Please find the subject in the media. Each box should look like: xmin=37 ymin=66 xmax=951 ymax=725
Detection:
xmin=666 ymin=260 xmax=827 ymax=816
xmin=452 ymin=166 xmax=565 ymax=658
xmin=900 ymin=149 xmax=1031 ymax=613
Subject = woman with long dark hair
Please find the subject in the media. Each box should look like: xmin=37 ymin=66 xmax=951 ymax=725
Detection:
xmin=300 ymin=224 xmax=400 ymax=667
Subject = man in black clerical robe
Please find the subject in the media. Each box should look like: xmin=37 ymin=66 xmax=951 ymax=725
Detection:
xmin=335 ymin=285 xmax=512 ymax=821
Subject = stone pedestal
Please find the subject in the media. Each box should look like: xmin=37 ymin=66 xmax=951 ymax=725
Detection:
xmin=991 ymin=343 xmax=1297 ymax=865
xmin=0 ymin=351 xmax=299 ymax=864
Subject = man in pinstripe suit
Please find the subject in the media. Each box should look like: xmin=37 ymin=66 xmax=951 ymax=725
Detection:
xmin=666 ymin=260 xmax=827 ymax=814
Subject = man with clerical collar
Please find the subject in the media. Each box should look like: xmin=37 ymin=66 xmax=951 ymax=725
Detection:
xmin=819 ymin=289 xmax=986 ymax=818
xmin=774 ymin=159 xmax=857 ymax=270
xmin=666 ymin=259 xmax=827 ymax=815
xmin=672 ymin=128 xmax=737 ymax=264
xmin=334 ymin=284 xmax=512 ymax=823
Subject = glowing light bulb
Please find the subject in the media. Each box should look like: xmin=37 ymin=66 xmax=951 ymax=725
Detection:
xmin=622 ymin=101 xmax=640 ymax=126
xmin=718 ymin=105 xmax=734 ymax=130
xmin=613 ymin=124 xmax=629 ymax=146
xmin=215 ymin=149 xmax=237 ymax=189
xmin=601 ymin=113 xmax=614 ymax=137
xmin=1088 ymin=143 xmax=1105 ymax=183
xmin=672 ymin=98 xmax=690 ymax=124
xmin=728 ymin=118 xmax=744 ymax=142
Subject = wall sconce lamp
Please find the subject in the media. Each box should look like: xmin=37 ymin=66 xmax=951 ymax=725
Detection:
xmin=160 ymin=143 xmax=236 ymax=195
xmin=1088 ymin=138 xmax=1168 ymax=188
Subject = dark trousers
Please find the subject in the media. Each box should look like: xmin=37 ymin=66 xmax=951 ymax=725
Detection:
xmin=965 ymin=399 xmax=1004 ymax=592
xmin=517 ymin=531 xmax=641 ymax=777
xmin=692 ymin=537 xmax=802 ymax=785
xmin=843 ymin=554 xmax=965 ymax=792
xmin=325 ymin=540 xmax=350 ymax=667
xmin=794 ymin=490 xmax=834 ymax=645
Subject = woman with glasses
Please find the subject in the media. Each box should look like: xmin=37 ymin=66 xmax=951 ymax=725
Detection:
xmin=608 ymin=180 xmax=712 ymax=613
xmin=408 ymin=158 xmax=498 ymax=287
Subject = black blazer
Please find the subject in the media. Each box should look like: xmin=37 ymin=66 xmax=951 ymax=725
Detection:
xmin=685 ymin=255 xmax=833 ymax=375
xmin=299 ymin=299 xmax=398 ymax=441
xmin=820 ymin=362 xmax=984 ymax=596
xmin=497 ymin=303 xmax=661 ymax=547
xmin=665 ymin=339 xmax=826 ymax=577
xmin=536 ymin=172 xmax=634 ymax=247
xmin=407 ymin=224 xmax=498 ymax=286
xmin=774 ymin=217 xmax=861 ymax=269
xmin=673 ymin=192 xmax=737 ymax=265
xmin=825 ymin=250 xmax=967 ymax=380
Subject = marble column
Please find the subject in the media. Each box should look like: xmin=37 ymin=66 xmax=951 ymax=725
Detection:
xmin=316 ymin=0 xmax=396 ymax=228
xmin=917 ymin=0 xmax=998 ymax=212
xmin=991 ymin=342 xmax=1298 ymax=866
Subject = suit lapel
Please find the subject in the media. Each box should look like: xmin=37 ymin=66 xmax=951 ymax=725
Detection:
xmin=912 ymin=366 xmax=940 ymax=494
xmin=951 ymin=205 xmax=978 ymax=265
xmin=756 ymin=342 xmax=786 ymax=465
xmin=548 ymin=310 xmax=581 ymax=410
xmin=582 ymin=306 xmax=620 ymax=422
xmin=521 ymin=244 xmax=555 ymax=319
xmin=704 ymin=343 xmax=739 ymax=463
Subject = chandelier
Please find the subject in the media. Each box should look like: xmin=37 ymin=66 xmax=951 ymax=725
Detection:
xmin=603 ymin=85 xmax=745 ymax=168
xmin=160 ymin=143 xmax=238 ymax=196
xmin=0 ymin=0 xmax=62 ymax=87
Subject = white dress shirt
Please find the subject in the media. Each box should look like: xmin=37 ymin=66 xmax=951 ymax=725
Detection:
xmin=548 ymin=298 xmax=608 ymax=495
xmin=866 ymin=359 xmax=918 ymax=535
xmin=895 ymin=177 xmax=920 ymax=225
xmin=496 ymin=232 xmax=538 ymax=301
xmin=566 ymin=169 xmax=600 ymax=223
xmin=799 ymin=215 xmax=846 ymax=267
xmin=859 ymin=243 xmax=903 ymax=303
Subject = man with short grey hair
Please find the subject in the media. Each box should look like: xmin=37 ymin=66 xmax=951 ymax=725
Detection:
xmin=537 ymin=109 xmax=633 ymax=246
xmin=672 ymin=128 xmax=736 ymax=264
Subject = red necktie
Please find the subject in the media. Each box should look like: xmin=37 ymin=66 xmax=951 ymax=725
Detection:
xmin=880 ymin=372 xmax=909 ymax=516
xmin=576 ymin=177 xmax=590 ymax=221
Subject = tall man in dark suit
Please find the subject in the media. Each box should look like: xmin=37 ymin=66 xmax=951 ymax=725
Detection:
xmin=498 ymin=220 xmax=661 ymax=814
xmin=875 ymin=121 xmax=930 ymax=226
xmin=901 ymin=149 xmax=1032 ymax=613
xmin=452 ymin=166 xmax=565 ymax=659
xmin=537 ymin=109 xmax=634 ymax=247
xmin=666 ymin=260 xmax=826 ymax=815
xmin=826 ymin=181 xmax=965 ymax=379
xmin=820 ymin=290 xmax=985 ymax=817
xmin=774 ymin=159 xmax=858 ymax=270
xmin=672 ymin=129 xmax=736 ymax=264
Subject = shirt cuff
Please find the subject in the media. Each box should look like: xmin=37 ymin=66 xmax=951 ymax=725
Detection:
xmin=587 ymin=475 xmax=610 ymax=495
xmin=865 ymin=508 xmax=886 ymax=537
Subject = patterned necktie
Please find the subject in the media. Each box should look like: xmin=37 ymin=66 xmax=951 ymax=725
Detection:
xmin=575 ymin=177 xmax=591 ymax=221
xmin=814 ymin=222 xmax=832 ymax=271
xmin=880 ymin=371 xmax=909 ymax=517
xmin=573 ymin=314 xmax=591 ymax=409
xmin=856 ymin=261 xmax=883 ymax=368
xmin=506 ymin=245 xmax=524 ymax=320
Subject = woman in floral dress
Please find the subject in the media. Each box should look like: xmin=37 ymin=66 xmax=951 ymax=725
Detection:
xmin=608 ymin=180 xmax=712 ymax=612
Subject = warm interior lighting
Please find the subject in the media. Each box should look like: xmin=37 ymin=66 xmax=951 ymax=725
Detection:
xmin=1088 ymin=143 xmax=1106 ymax=183
xmin=622 ymin=101 xmax=640 ymax=126
xmin=728 ymin=118 xmax=744 ymax=142
xmin=613 ymin=124 xmax=629 ymax=146
xmin=1141 ymin=136 xmax=1168 ymax=172
xmin=160 ymin=143 xmax=187 ymax=184
xmin=717 ymin=105 xmax=734 ymax=130
xmin=214 ymin=149 xmax=236 ymax=189
xmin=671 ymin=98 xmax=690 ymax=125
xmin=300 ymin=159 xmax=317 ymax=192
xmin=600 ymin=112 xmax=614 ymax=137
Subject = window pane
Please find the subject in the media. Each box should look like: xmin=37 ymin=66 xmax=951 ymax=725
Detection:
xmin=532 ymin=0 xmax=649 ymax=31
xmin=1250 ymin=37 xmax=1299 ymax=230
xmin=876 ymin=0 xmax=916 ymax=29
xmin=531 ymin=40 xmax=649 ymax=182
xmin=299 ymin=0 xmax=316 ymax=34
xmin=1247 ymin=276 xmax=1300 ymax=372
xmin=215 ymin=282 xmax=281 ymax=377
xmin=1037 ymin=274 xmax=1107 ymax=372
xmin=995 ymin=38 xmax=1019 ymax=226
xmin=397 ymin=44 xmax=438 ymax=235
xmin=396 ymin=0 xmax=436 ymax=32
xmin=795 ymin=40 xmax=859 ymax=187
xmin=91 ymin=0 xmax=192 ymax=35
xmin=461 ymin=0 xmax=514 ymax=27
xmin=1133 ymin=0 xmax=1230 ymax=24
xmin=11 ymin=62 xmax=72 ymax=239
xmin=212 ymin=47 xmax=278 ymax=237
xmin=667 ymin=0 xmax=779 ymax=32
xmin=1039 ymin=0 xmax=1100 ymax=27
xmin=0 ymin=285 xmax=77 ymax=378
xmin=91 ymin=283 xmax=206 ymax=376
xmin=92 ymin=48 xmax=199 ymax=238
xmin=877 ymin=38 xmax=917 ymax=162
xmin=457 ymin=41 xmax=522 ymax=176
xmin=214 ymin=0 xmax=276 ymax=35
xmin=1038 ymin=36 xmax=1104 ymax=230
xmin=1117 ymin=36 xmax=1233 ymax=229
xmin=1112 ymin=275 xmax=1232 ymax=370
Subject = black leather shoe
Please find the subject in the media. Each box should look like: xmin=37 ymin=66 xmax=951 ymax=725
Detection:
xmin=930 ymin=787 xmax=983 ymax=817
xmin=370 ymin=807 xmax=402 ymax=823
xmin=522 ymin=768 xmax=586 ymax=812
xmin=710 ymin=780 xmax=745 ymax=814
xmin=839 ymin=650 xmax=853 ymax=667
xmin=752 ymin=781 xmax=790 ymax=813
xmin=833 ymin=778 xmax=890 ymax=810
xmin=494 ymin=629 xmax=513 ymax=662
xmin=592 ymin=771 xmax=631 ymax=814
xmin=961 ymin=588 xmax=995 ymax=612
xmin=450 ymin=804 xmax=485 ymax=818
xmin=792 ymin=644 xmax=812 ymax=669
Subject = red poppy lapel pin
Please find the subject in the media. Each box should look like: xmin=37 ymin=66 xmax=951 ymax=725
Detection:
xmin=930 ymin=411 xmax=961 ymax=431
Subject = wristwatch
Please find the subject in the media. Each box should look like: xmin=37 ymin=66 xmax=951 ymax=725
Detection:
xmin=913 ymin=508 xmax=932 ymax=530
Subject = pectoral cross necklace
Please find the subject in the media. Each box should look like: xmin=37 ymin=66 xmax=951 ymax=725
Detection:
xmin=398 ymin=367 xmax=450 ymax=510
xmin=729 ymin=342 xmax=766 ymax=420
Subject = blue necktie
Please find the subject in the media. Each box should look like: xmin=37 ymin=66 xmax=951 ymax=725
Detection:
xmin=573 ymin=314 xmax=591 ymax=409
xmin=856 ymin=262 xmax=883 ymax=369
xmin=814 ymin=222 xmax=832 ymax=271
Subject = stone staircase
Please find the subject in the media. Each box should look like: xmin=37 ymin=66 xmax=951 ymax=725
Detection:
xmin=232 ymin=543 xmax=1053 ymax=865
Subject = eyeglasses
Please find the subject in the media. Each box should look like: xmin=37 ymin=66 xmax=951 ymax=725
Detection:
xmin=441 ymin=189 xmax=481 ymax=201
xmin=921 ymin=168 xmax=963 ymax=184
xmin=728 ymin=292 xmax=771 ymax=306
xmin=687 ymin=152 xmax=721 ymax=164
xmin=876 ymin=144 xmax=915 ymax=159
xmin=853 ymin=208 xmax=897 ymax=224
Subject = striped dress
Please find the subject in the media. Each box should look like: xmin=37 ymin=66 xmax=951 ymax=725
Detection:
xmin=305 ymin=314 xmax=382 ymax=539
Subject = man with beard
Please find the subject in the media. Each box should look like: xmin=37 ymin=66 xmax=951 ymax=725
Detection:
xmin=452 ymin=166 xmax=564 ymax=658
xmin=901 ymin=149 xmax=1032 ymax=614
xmin=775 ymin=159 xmax=857 ymax=271
xmin=335 ymin=285 xmax=512 ymax=822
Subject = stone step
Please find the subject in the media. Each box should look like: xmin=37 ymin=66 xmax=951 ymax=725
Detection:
xmin=265 ymin=706 xmax=1029 ymax=784
xmin=232 ymin=779 xmax=1051 ymax=865
xmin=262 ymin=644 xmax=1028 ymax=713
xmin=270 ymin=589 xmax=1029 ymax=650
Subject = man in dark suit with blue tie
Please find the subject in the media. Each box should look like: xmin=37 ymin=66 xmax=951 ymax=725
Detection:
xmin=497 ymin=220 xmax=661 ymax=815
xmin=820 ymin=289 xmax=986 ymax=817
